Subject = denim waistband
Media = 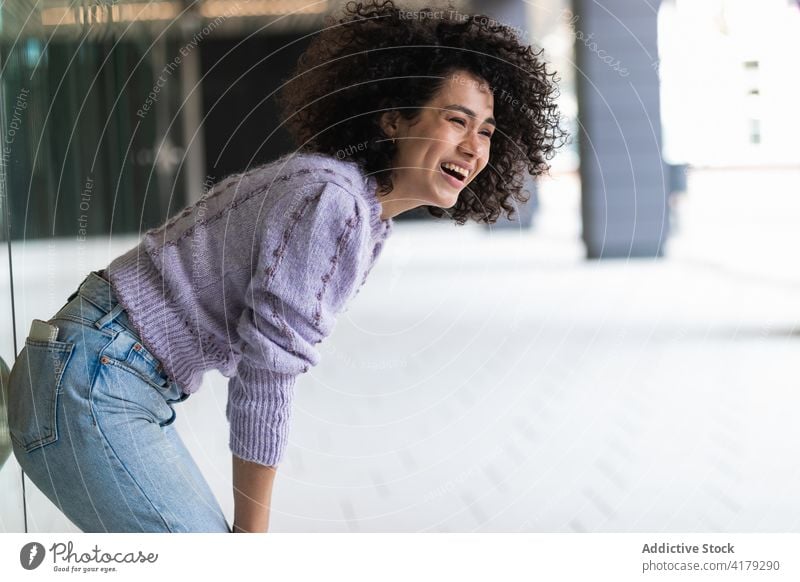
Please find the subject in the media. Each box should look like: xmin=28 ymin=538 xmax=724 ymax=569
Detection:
xmin=66 ymin=270 xmax=138 ymax=338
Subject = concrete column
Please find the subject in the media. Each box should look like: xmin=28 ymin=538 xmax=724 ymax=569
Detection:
xmin=572 ymin=0 xmax=667 ymax=257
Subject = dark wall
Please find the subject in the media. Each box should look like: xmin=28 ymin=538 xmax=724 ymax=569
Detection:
xmin=200 ymin=34 xmax=313 ymax=182
xmin=2 ymin=38 xmax=182 ymax=240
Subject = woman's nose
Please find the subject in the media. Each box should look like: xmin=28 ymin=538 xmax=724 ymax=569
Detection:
xmin=457 ymin=133 xmax=485 ymax=158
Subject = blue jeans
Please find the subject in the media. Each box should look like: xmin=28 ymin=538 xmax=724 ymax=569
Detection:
xmin=7 ymin=271 xmax=231 ymax=532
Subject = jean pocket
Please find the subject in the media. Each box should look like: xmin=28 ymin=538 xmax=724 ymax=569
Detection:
xmin=102 ymin=338 xmax=170 ymax=392
xmin=8 ymin=338 xmax=75 ymax=453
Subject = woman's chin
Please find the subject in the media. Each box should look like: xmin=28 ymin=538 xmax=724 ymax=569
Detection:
xmin=426 ymin=192 xmax=460 ymax=209
xmin=432 ymin=183 xmax=464 ymax=204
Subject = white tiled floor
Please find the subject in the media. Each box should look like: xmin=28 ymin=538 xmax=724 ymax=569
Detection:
xmin=3 ymin=168 xmax=800 ymax=532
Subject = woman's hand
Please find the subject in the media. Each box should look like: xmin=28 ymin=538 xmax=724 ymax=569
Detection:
xmin=232 ymin=455 xmax=277 ymax=533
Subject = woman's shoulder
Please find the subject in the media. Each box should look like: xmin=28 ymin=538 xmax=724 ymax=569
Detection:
xmin=246 ymin=151 xmax=370 ymax=197
xmin=211 ymin=152 xmax=381 ymax=240
xmin=240 ymin=151 xmax=382 ymax=232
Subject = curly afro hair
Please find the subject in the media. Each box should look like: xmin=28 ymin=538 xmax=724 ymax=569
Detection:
xmin=276 ymin=0 xmax=566 ymax=225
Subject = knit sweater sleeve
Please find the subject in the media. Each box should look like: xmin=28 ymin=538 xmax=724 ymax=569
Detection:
xmin=226 ymin=181 xmax=371 ymax=466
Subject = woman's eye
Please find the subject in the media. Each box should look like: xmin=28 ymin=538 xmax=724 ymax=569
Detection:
xmin=450 ymin=118 xmax=492 ymax=138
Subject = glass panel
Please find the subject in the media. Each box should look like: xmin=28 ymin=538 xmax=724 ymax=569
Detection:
xmin=0 ymin=3 xmax=30 ymax=533
xmin=2 ymin=1 xmax=189 ymax=532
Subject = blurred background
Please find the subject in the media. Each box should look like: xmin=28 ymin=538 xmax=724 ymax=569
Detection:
xmin=1 ymin=0 xmax=799 ymax=532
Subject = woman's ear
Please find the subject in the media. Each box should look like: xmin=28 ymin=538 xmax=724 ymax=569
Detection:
xmin=378 ymin=110 xmax=401 ymax=139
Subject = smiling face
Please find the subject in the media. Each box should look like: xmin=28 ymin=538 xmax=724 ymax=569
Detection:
xmin=377 ymin=69 xmax=496 ymax=219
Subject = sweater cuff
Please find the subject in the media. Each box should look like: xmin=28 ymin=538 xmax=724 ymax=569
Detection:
xmin=226 ymin=364 xmax=297 ymax=466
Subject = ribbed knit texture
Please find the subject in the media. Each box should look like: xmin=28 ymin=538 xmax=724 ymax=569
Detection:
xmin=106 ymin=152 xmax=394 ymax=466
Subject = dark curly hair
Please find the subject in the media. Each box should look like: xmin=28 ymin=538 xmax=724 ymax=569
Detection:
xmin=276 ymin=0 xmax=566 ymax=225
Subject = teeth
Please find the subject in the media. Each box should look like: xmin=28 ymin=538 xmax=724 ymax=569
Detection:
xmin=442 ymin=162 xmax=469 ymax=180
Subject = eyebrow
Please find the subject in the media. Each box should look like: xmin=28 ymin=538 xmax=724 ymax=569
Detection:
xmin=442 ymin=104 xmax=496 ymax=127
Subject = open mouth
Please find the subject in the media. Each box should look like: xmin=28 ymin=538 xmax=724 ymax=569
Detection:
xmin=440 ymin=162 xmax=468 ymax=184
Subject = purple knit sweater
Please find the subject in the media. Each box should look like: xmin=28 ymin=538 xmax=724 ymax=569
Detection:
xmin=106 ymin=152 xmax=394 ymax=466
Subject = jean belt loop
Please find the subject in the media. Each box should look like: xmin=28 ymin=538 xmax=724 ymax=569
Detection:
xmin=94 ymin=302 xmax=126 ymax=330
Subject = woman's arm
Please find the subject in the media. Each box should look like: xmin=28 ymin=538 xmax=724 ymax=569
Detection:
xmin=227 ymin=183 xmax=372 ymax=530
xmin=232 ymin=454 xmax=277 ymax=533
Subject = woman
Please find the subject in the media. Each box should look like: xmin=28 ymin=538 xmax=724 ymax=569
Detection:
xmin=7 ymin=0 xmax=563 ymax=533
